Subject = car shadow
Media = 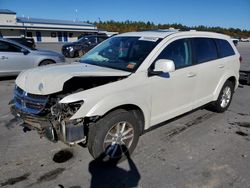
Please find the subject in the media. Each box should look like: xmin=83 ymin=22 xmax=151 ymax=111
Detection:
xmin=88 ymin=149 xmax=141 ymax=188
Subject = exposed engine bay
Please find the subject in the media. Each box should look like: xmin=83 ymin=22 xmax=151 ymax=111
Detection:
xmin=11 ymin=76 xmax=126 ymax=145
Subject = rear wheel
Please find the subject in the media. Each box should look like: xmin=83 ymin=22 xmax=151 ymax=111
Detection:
xmin=210 ymin=81 xmax=234 ymax=113
xmin=87 ymin=109 xmax=140 ymax=164
xmin=39 ymin=60 xmax=54 ymax=66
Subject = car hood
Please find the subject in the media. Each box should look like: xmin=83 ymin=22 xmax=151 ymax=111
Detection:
xmin=32 ymin=49 xmax=62 ymax=56
xmin=15 ymin=63 xmax=131 ymax=95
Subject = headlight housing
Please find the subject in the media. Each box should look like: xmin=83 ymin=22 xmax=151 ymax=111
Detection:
xmin=67 ymin=46 xmax=74 ymax=52
xmin=51 ymin=100 xmax=84 ymax=120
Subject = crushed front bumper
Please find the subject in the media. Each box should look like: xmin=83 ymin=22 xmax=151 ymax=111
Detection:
xmin=10 ymin=105 xmax=86 ymax=145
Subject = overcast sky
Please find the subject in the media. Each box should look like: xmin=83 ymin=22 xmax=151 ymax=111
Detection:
xmin=1 ymin=0 xmax=250 ymax=30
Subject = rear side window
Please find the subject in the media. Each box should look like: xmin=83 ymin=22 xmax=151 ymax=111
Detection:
xmin=157 ymin=39 xmax=192 ymax=69
xmin=215 ymin=39 xmax=235 ymax=58
xmin=0 ymin=41 xmax=21 ymax=52
xmin=193 ymin=38 xmax=218 ymax=63
xmin=98 ymin=37 xmax=107 ymax=43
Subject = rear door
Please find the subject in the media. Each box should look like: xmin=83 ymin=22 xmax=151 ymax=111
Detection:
xmin=191 ymin=38 xmax=224 ymax=107
xmin=0 ymin=41 xmax=33 ymax=76
xmin=150 ymin=38 xmax=199 ymax=125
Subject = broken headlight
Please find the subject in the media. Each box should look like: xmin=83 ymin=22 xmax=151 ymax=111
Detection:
xmin=51 ymin=100 xmax=84 ymax=121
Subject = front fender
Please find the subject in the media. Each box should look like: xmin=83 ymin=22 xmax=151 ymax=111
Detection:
xmin=70 ymin=91 xmax=151 ymax=129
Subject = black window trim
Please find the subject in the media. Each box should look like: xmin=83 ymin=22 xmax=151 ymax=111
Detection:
xmin=191 ymin=37 xmax=219 ymax=65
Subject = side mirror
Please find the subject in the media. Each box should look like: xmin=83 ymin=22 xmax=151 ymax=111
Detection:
xmin=21 ymin=48 xmax=29 ymax=55
xmin=149 ymin=59 xmax=175 ymax=76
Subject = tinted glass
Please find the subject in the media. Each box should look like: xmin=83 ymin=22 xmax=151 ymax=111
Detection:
xmin=98 ymin=37 xmax=107 ymax=43
xmin=157 ymin=39 xmax=192 ymax=69
xmin=193 ymin=38 xmax=218 ymax=63
xmin=0 ymin=41 xmax=21 ymax=52
xmin=215 ymin=39 xmax=235 ymax=58
xmin=88 ymin=37 xmax=97 ymax=44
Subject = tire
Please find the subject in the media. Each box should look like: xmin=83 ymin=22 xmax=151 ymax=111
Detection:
xmin=69 ymin=51 xmax=75 ymax=58
xmin=39 ymin=60 xmax=54 ymax=66
xmin=210 ymin=81 xmax=234 ymax=113
xmin=87 ymin=109 xmax=140 ymax=164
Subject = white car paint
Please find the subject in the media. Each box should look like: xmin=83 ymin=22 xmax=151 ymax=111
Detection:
xmin=15 ymin=31 xmax=240 ymax=130
xmin=16 ymin=62 xmax=131 ymax=95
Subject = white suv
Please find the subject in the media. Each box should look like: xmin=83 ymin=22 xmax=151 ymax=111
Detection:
xmin=11 ymin=30 xmax=240 ymax=163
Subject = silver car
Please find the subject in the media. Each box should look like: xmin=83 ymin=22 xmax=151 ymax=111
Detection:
xmin=0 ymin=38 xmax=65 ymax=77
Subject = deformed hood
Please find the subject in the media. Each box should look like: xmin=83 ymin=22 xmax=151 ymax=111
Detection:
xmin=15 ymin=62 xmax=131 ymax=95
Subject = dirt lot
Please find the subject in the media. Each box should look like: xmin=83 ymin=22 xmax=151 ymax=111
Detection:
xmin=0 ymin=42 xmax=249 ymax=188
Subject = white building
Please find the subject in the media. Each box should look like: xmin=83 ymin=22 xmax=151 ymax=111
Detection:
xmin=0 ymin=9 xmax=99 ymax=43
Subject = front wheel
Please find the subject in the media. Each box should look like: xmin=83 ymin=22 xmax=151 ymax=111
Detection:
xmin=87 ymin=109 xmax=140 ymax=164
xmin=39 ymin=60 xmax=54 ymax=66
xmin=210 ymin=81 xmax=234 ymax=113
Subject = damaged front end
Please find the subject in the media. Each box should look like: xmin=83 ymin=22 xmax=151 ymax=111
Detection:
xmin=10 ymin=85 xmax=87 ymax=145
xmin=50 ymin=100 xmax=86 ymax=144
xmin=10 ymin=76 xmax=126 ymax=145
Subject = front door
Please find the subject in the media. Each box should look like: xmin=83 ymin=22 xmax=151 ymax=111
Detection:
xmin=0 ymin=41 xmax=33 ymax=76
xmin=150 ymin=38 xmax=198 ymax=125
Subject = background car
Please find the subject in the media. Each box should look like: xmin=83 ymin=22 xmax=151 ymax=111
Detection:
xmin=231 ymin=38 xmax=239 ymax=46
xmin=0 ymin=38 xmax=65 ymax=77
xmin=6 ymin=37 xmax=36 ymax=49
xmin=61 ymin=34 xmax=109 ymax=58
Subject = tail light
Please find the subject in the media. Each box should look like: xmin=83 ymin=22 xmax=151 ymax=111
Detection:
xmin=239 ymin=56 xmax=242 ymax=63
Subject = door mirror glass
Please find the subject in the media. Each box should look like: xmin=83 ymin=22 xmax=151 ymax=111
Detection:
xmin=153 ymin=59 xmax=175 ymax=73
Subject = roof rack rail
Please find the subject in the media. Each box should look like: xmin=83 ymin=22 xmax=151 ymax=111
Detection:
xmin=138 ymin=29 xmax=180 ymax=32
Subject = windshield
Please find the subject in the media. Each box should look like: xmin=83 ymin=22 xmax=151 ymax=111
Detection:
xmin=79 ymin=36 xmax=161 ymax=72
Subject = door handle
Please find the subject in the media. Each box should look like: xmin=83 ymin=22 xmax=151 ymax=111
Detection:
xmin=1 ymin=56 xmax=8 ymax=60
xmin=218 ymin=64 xmax=224 ymax=68
xmin=187 ymin=72 xmax=196 ymax=78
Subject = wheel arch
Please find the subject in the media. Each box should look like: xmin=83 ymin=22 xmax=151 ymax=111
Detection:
xmin=38 ymin=59 xmax=56 ymax=66
xmin=213 ymin=74 xmax=238 ymax=101
xmin=227 ymin=76 xmax=237 ymax=90
xmin=101 ymin=104 xmax=145 ymax=135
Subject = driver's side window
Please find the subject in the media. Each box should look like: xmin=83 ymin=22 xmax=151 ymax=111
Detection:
xmin=156 ymin=39 xmax=192 ymax=69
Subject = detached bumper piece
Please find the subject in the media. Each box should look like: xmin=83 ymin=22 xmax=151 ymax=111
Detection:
xmin=11 ymin=105 xmax=86 ymax=145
